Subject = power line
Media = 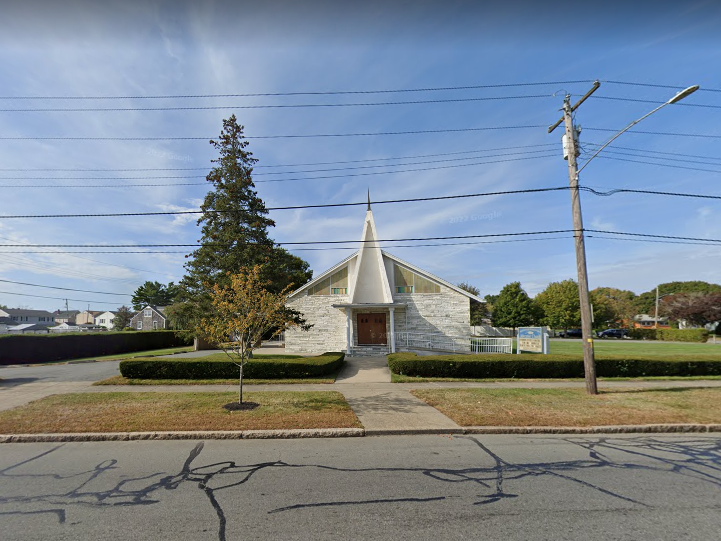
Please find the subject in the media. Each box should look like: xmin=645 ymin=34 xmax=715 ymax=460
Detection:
xmin=580 ymin=186 xmax=721 ymax=200
xmin=0 ymin=278 xmax=131 ymax=296
xmin=0 ymin=187 xmax=569 ymax=218
xmin=582 ymin=147 xmax=721 ymax=167
xmin=583 ymin=142 xmax=721 ymax=162
xmin=0 ymin=153 xmax=558 ymax=188
xmin=0 ymin=125 xmax=547 ymax=141
xmin=592 ymin=95 xmax=721 ymax=109
xmin=0 ymin=94 xmax=555 ymax=112
xmin=602 ymin=80 xmax=721 ymax=93
xmin=0 ymin=290 xmax=126 ymax=305
xmin=0 ymin=80 xmax=596 ymax=100
xmin=0 ymin=148 xmax=558 ymax=180
xmin=585 ymin=127 xmax=721 ymax=139
xmin=0 ymin=143 xmax=560 ymax=171
xmin=587 ymin=235 xmax=721 ymax=247
xmin=592 ymin=155 xmax=721 ymax=175
xmin=585 ymin=229 xmax=721 ymax=244
xmin=0 ymin=230 xmax=577 ymax=247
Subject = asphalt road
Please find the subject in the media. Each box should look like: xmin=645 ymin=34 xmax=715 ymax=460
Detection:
xmin=0 ymin=360 xmax=121 ymax=384
xmin=1 ymin=434 xmax=719 ymax=541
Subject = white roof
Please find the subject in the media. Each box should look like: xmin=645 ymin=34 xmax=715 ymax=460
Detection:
xmin=288 ymin=207 xmax=483 ymax=304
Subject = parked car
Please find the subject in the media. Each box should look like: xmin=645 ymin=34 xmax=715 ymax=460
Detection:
xmin=558 ymin=329 xmax=582 ymax=338
xmin=597 ymin=328 xmax=629 ymax=339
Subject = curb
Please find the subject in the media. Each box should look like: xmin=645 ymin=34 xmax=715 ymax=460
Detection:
xmin=0 ymin=428 xmax=365 ymax=443
xmin=2 ymin=424 xmax=720 ymax=443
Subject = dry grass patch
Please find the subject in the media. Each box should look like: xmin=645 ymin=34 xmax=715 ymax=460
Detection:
xmin=94 ymin=375 xmax=336 ymax=385
xmin=410 ymin=387 xmax=721 ymax=427
xmin=0 ymin=391 xmax=361 ymax=433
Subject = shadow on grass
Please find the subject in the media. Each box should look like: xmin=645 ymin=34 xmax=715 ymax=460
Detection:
xmin=599 ymin=387 xmax=719 ymax=395
xmin=222 ymin=402 xmax=260 ymax=411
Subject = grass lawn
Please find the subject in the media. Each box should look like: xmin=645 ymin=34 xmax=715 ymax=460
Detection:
xmin=411 ymin=387 xmax=721 ymax=427
xmin=95 ymin=374 xmax=337 ymax=385
xmin=0 ymin=391 xmax=361 ymax=433
xmin=549 ymin=339 xmax=721 ymax=357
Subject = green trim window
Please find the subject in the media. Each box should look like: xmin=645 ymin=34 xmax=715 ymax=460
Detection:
xmin=394 ymin=264 xmax=440 ymax=294
xmin=309 ymin=267 xmax=348 ymax=295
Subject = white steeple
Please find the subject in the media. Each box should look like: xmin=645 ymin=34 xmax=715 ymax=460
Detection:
xmin=348 ymin=194 xmax=394 ymax=304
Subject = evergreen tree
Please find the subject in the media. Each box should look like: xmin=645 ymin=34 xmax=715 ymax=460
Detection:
xmin=491 ymin=282 xmax=538 ymax=331
xmin=170 ymin=116 xmax=312 ymax=333
xmin=181 ymin=115 xmax=311 ymax=296
xmin=131 ymin=281 xmax=180 ymax=310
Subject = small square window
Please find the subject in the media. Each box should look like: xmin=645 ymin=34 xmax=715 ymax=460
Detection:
xmin=144 ymin=309 xmax=152 ymax=317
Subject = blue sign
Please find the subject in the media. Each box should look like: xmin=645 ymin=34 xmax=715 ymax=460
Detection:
xmin=518 ymin=327 xmax=542 ymax=339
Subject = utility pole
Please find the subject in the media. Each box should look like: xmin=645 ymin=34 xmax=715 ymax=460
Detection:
xmin=549 ymin=81 xmax=600 ymax=395
xmin=654 ymin=286 xmax=660 ymax=330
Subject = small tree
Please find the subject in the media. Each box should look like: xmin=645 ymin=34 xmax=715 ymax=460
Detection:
xmin=457 ymin=282 xmax=486 ymax=326
xmin=660 ymin=292 xmax=721 ymax=327
xmin=198 ymin=266 xmax=304 ymax=404
xmin=112 ymin=306 xmax=134 ymax=331
xmin=535 ymin=279 xmax=581 ymax=331
xmin=491 ymin=282 xmax=538 ymax=333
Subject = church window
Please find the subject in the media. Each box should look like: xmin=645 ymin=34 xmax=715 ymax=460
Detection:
xmin=394 ymin=264 xmax=440 ymax=294
xmin=309 ymin=267 xmax=348 ymax=295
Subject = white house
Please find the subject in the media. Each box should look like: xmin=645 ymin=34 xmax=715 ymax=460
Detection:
xmin=285 ymin=202 xmax=482 ymax=356
xmin=94 ymin=311 xmax=118 ymax=329
xmin=0 ymin=309 xmax=55 ymax=326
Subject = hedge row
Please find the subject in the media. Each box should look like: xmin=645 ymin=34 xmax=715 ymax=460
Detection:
xmin=387 ymin=352 xmax=721 ymax=378
xmin=0 ymin=331 xmax=192 ymax=365
xmin=627 ymin=328 xmax=710 ymax=342
xmin=119 ymin=352 xmax=345 ymax=379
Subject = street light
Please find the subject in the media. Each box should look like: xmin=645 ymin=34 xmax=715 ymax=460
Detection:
xmin=578 ymin=85 xmax=699 ymax=173
xmin=549 ymin=82 xmax=699 ymax=395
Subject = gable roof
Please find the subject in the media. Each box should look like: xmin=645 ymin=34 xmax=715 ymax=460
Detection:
xmin=131 ymin=305 xmax=167 ymax=321
xmin=0 ymin=308 xmax=55 ymax=317
xmin=287 ymin=208 xmax=484 ymax=304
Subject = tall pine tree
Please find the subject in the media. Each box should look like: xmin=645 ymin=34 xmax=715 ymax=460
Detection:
xmin=181 ymin=115 xmax=311 ymax=295
xmin=170 ymin=116 xmax=312 ymax=332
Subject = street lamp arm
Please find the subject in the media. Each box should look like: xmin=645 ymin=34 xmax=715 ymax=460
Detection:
xmin=577 ymin=85 xmax=699 ymax=175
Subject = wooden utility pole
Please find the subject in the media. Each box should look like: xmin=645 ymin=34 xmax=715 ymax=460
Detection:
xmin=561 ymin=96 xmax=598 ymax=394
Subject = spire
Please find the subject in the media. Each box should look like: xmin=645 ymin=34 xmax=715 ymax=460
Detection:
xmin=367 ymin=188 xmax=371 ymax=211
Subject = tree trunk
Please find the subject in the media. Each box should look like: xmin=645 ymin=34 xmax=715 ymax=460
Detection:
xmin=239 ymin=362 xmax=244 ymax=404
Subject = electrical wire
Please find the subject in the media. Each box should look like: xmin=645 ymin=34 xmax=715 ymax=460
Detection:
xmin=0 ymin=278 xmax=131 ymax=296
xmin=585 ymin=128 xmax=721 ymax=139
xmin=0 ymin=80 xmax=597 ymax=100
xmin=0 ymin=94 xmax=555 ymax=112
xmin=592 ymin=95 xmax=721 ymax=109
xmin=0 ymin=290 xmax=126 ymax=305
xmin=0 ymin=187 xmax=569 ymax=218
xmin=0 ymin=125 xmax=547 ymax=141
xmin=0 ymin=143 xmax=560 ymax=171
xmin=602 ymin=80 xmax=721 ymax=93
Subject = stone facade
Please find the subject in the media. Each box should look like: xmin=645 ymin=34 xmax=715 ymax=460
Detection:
xmin=285 ymin=294 xmax=350 ymax=353
xmin=129 ymin=306 xmax=167 ymax=331
xmin=393 ymin=286 xmax=469 ymax=338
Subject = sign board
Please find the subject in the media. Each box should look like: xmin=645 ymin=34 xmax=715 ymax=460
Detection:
xmin=517 ymin=327 xmax=548 ymax=354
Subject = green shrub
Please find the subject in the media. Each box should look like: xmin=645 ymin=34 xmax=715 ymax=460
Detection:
xmin=387 ymin=352 xmax=721 ymax=379
xmin=120 ymin=352 xmax=345 ymax=380
xmin=656 ymin=328 xmax=709 ymax=343
xmin=0 ymin=331 xmax=192 ymax=365
xmin=628 ymin=328 xmax=657 ymax=340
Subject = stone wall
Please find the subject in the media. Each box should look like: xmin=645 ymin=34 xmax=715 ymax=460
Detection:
xmin=285 ymin=294 xmax=350 ymax=353
xmin=393 ymin=286 xmax=469 ymax=338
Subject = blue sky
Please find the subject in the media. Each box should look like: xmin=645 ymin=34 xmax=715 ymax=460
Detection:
xmin=1 ymin=0 xmax=720 ymax=312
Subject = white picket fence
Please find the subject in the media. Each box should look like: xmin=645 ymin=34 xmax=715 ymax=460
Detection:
xmin=395 ymin=332 xmax=512 ymax=354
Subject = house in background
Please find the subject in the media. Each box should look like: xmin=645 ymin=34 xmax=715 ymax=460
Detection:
xmin=633 ymin=314 xmax=671 ymax=329
xmin=0 ymin=308 xmax=55 ymax=326
xmin=94 ymin=311 xmax=118 ymax=329
xmin=76 ymin=310 xmax=102 ymax=325
xmin=52 ymin=310 xmax=80 ymax=324
xmin=129 ymin=305 xmax=167 ymax=331
xmin=285 ymin=203 xmax=482 ymax=356
xmin=0 ymin=316 xmax=16 ymax=334
xmin=7 ymin=323 xmax=51 ymax=334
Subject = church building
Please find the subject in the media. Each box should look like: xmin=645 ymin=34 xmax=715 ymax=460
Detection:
xmin=285 ymin=200 xmax=483 ymax=356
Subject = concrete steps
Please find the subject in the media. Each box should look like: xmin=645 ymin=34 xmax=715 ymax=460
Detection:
xmin=349 ymin=345 xmax=390 ymax=357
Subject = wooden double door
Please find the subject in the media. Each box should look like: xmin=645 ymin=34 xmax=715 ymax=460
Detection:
xmin=357 ymin=313 xmax=387 ymax=345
